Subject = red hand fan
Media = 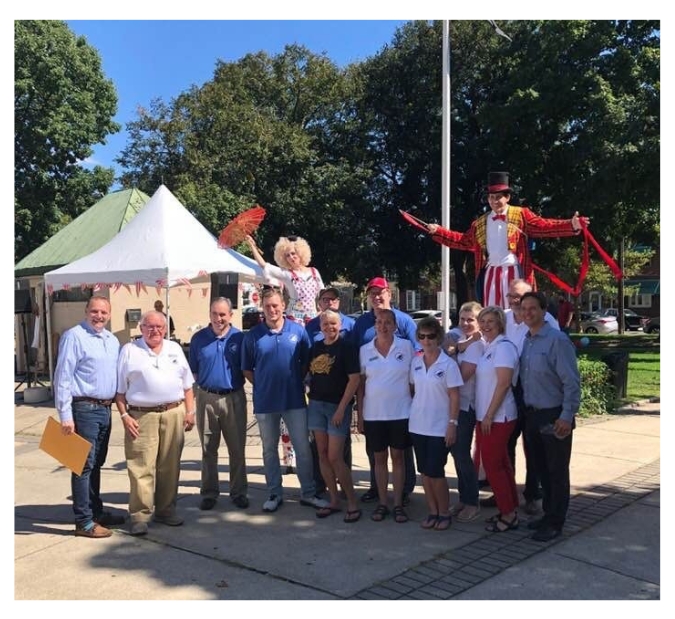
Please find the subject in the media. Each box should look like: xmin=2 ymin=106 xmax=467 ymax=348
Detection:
xmin=218 ymin=205 xmax=266 ymax=249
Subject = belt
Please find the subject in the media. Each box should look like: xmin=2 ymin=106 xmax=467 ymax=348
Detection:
xmin=72 ymin=397 xmax=114 ymax=406
xmin=524 ymin=405 xmax=562 ymax=414
xmin=127 ymin=401 xmax=183 ymax=413
xmin=200 ymin=387 xmax=238 ymax=396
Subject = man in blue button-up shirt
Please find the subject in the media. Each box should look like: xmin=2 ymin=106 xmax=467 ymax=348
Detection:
xmin=189 ymin=297 xmax=248 ymax=511
xmin=519 ymin=291 xmax=580 ymax=542
xmin=53 ymin=296 xmax=122 ymax=538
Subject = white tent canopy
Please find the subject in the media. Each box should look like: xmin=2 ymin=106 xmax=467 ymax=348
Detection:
xmin=44 ymin=185 xmax=266 ymax=290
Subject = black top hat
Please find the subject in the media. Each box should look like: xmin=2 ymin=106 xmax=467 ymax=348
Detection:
xmin=487 ymin=171 xmax=513 ymax=194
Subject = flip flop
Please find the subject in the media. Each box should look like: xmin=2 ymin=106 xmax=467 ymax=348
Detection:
xmin=343 ymin=509 xmax=362 ymax=524
xmin=316 ymin=506 xmax=341 ymax=519
xmin=421 ymin=514 xmax=439 ymax=529
xmin=434 ymin=514 xmax=452 ymax=531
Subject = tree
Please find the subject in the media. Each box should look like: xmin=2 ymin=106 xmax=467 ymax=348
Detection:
xmin=15 ymin=20 xmax=119 ymax=261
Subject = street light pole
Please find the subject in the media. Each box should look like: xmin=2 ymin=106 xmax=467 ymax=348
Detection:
xmin=441 ymin=20 xmax=451 ymax=331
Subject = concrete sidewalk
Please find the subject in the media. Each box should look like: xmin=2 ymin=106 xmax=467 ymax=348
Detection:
xmin=14 ymin=393 xmax=660 ymax=601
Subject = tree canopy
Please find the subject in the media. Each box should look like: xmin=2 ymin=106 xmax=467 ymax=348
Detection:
xmin=15 ymin=20 xmax=119 ymax=262
xmin=114 ymin=20 xmax=659 ymax=298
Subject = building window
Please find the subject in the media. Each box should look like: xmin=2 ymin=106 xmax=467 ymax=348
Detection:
xmin=628 ymin=293 xmax=652 ymax=309
xmin=406 ymin=290 xmax=420 ymax=311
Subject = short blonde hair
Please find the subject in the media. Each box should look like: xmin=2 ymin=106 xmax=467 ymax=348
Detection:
xmin=273 ymin=236 xmax=312 ymax=269
xmin=459 ymin=301 xmax=482 ymax=316
xmin=319 ymin=309 xmax=341 ymax=324
xmin=478 ymin=305 xmax=506 ymax=335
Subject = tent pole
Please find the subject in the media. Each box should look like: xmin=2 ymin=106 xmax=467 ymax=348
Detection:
xmin=165 ymin=286 xmax=170 ymax=340
xmin=45 ymin=283 xmax=54 ymax=394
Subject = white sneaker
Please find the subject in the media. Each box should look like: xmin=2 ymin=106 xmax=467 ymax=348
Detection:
xmin=300 ymin=495 xmax=330 ymax=509
xmin=262 ymin=494 xmax=283 ymax=512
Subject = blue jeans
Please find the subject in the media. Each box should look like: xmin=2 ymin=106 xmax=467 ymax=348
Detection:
xmin=71 ymin=402 xmax=112 ymax=527
xmin=449 ymin=408 xmax=479 ymax=507
xmin=256 ymin=409 xmax=316 ymax=499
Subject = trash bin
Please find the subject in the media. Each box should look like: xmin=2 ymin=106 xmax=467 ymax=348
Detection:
xmin=601 ymin=351 xmax=629 ymax=399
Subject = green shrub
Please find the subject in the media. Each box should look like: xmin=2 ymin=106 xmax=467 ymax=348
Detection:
xmin=578 ymin=355 xmax=616 ymax=417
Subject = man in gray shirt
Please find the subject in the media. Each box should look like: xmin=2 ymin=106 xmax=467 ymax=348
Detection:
xmin=519 ymin=291 xmax=580 ymax=542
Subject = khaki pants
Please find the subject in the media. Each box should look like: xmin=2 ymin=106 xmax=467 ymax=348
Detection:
xmin=196 ymin=388 xmax=248 ymax=500
xmin=125 ymin=405 xmax=185 ymax=523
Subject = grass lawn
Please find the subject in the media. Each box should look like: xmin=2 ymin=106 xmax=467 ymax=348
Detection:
xmin=570 ymin=333 xmax=660 ymax=404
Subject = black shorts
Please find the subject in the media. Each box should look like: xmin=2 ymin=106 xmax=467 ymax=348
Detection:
xmin=411 ymin=433 xmax=449 ymax=478
xmin=364 ymin=418 xmax=411 ymax=453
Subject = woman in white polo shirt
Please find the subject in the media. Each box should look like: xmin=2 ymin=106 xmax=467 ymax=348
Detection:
xmin=474 ymin=305 xmax=520 ymax=533
xmin=409 ymin=317 xmax=463 ymax=531
xmin=357 ymin=309 xmax=414 ymax=523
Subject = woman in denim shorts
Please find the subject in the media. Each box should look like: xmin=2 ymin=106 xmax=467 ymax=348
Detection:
xmin=307 ymin=310 xmax=362 ymax=523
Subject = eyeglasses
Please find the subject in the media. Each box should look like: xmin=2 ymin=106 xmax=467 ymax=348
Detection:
xmin=142 ymin=325 xmax=165 ymax=331
xmin=417 ymin=333 xmax=437 ymax=340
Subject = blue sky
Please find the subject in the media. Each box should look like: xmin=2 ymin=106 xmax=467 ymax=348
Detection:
xmin=66 ymin=20 xmax=408 ymax=182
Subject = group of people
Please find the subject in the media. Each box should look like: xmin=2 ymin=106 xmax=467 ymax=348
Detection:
xmin=52 ymin=169 xmax=583 ymax=542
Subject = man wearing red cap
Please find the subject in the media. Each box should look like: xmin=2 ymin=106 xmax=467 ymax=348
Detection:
xmin=426 ymin=172 xmax=588 ymax=309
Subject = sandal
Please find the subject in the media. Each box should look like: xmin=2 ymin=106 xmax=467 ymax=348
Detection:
xmin=434 ymin=514 xmax=452 ymax=531
xmin=343 ymin=509 xmax=362 ymax=524
xmin=420 ymin=514 xmax=439 ymax=529
xmin=485 ymin=512 xmax=501 ymax=524
xmin=371 ymin=504 xmax=390 ymax=522
xmin=485 ymin=514 xmax=519 ymax=533
xmin=393 ymin=505 xmax=409 ymax=524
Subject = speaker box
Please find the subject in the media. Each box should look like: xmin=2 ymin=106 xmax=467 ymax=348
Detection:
xmin=210 ymin=273 xmax=239 ymax=309
xmin=15 ymin=289 xmax=32 ymax=314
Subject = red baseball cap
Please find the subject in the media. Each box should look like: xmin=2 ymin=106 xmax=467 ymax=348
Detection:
xmin=366 ymin=277 xmax=389 ymax=291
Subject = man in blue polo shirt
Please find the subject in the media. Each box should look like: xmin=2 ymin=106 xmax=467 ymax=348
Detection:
xmin=189 ymin=297 xmax=249 ymax=511
xmin=305 ymin=287 xmax=355 ymax=343
xmin=242 ymin=288 xmax=328 ymax=512
xmin=352 ymin=277 xmax=420 ymax=505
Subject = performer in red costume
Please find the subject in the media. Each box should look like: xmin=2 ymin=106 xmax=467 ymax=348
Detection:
xmin=426 ymin=172 xmax=589 ymax=308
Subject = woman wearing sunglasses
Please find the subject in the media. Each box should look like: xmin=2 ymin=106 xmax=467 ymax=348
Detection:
xmin=408 ymin=317 xmax=463 ymax=531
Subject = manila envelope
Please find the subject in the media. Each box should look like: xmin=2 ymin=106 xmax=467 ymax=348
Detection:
xmin=39 ymin=416 xmax=92 ymax=476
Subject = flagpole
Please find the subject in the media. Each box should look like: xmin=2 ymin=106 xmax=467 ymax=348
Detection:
xmin=441 ymin=20 xmax=451 ymax=331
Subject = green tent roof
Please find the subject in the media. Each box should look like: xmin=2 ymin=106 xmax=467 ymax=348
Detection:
xmin=15 ymin=188 xmax=151 ymax=278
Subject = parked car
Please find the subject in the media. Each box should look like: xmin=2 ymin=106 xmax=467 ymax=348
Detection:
xmin=595 ymin=308 xmax=648 ymax=331
xmin=407 ymin=310 xmax=446 ymax=326
xmin=579 ymin=311 xmax=619 ymax=334
xmin=644 ymin=316 xmax=660 ymax=334
xmin=242 ymin=305 xmax=264 ymax=330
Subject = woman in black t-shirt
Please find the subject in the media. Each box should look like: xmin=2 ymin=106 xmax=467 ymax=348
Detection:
xmin=307 ymin=310 xmax=362 ymax=523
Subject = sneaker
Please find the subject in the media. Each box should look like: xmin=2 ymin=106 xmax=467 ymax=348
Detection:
xmin=130 ymin=522 xmax=148 ymax=536
xmin=232 ymin=495 xmax=250 ymax=509
xmin=360 ymin=488 xmax=379 ymax=503
xmin=300 ymin=495 xmax=330 ymax=509
xmin=262 ymin=494 xmax=283 ymax=512
xmin=74 ymin=523 xmax=112 ymax=538
xmin=153 ymin=513 xmax=184 ymax=526
xmin=199 ymin=497 xmax=217 ymax=511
